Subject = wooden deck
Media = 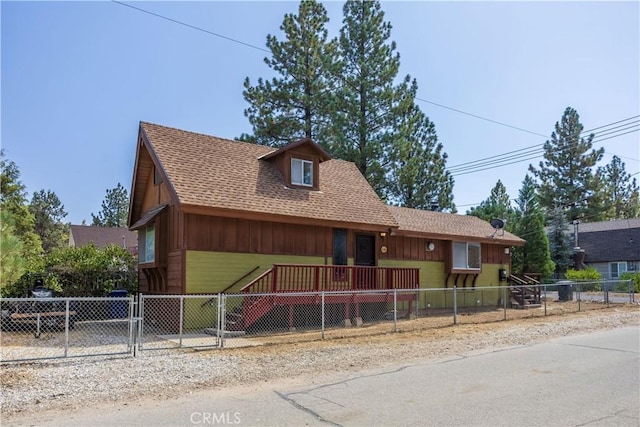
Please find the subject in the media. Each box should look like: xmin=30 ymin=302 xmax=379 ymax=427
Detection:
xmin=228 ymin=264 xmax=420 ymax=331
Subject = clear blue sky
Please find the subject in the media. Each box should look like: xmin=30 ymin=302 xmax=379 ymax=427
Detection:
xmin=2 ymin=1 xmax=639 ymax=225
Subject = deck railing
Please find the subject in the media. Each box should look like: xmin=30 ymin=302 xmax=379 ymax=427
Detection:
xmin=240 ymin=264 xmax=420 ymax=294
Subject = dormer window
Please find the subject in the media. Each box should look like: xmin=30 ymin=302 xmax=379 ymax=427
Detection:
xmin=291 ymin=158 xmax=313 ymax=187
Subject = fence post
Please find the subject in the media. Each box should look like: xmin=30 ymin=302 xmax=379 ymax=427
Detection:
xmin=216 ymin=294 xmax=222 ymax=348
xmin=221 ymin=294 xmax=227 ymax=348
xmin=577 ymin=282 xmax=581 ymax=312
xmin=393 ymin=289 xmax=397 ymax=332
xmin=453 ymin=285 xmax=458 ymax=325
xmin=502 ymin=286 xmax=507 ymax=321
xmin=179 ymin=295 xmax=184 ymax=348
xmin=321 ymin=292 xmax=325 ymax=339
xmin=64 ymin=299 xmax=70 ymax=357
xmin=136 ymin=294 xmax=144 ymax=355
xmin=630 ymin=280 xmax=634 ymax=304
xmin=543 ymin=283 xmax=547 ymax=316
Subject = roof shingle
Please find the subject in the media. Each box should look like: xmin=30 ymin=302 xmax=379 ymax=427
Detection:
xmin=140 ymin=122 xmax=397 ymax=229
xmin=389 ymin=206 xmax=525 ymax=245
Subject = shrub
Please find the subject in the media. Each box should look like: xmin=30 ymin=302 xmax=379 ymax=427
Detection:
xmin=619 ymin=272 xmax=640 ymax=293
xmin=565 ymin=267 xmax=602 ymax=291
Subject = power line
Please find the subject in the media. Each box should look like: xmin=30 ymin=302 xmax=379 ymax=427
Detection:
xmin=111 ymin=1 xmax=270 ymax=53
xmin=112 ymin=0 xmax=574 ymax=144
xmin=415 ymin=97 xmax=549 ymax=138
xmin=113 ymin=0 xmax=638 ymax=176
xmin=449 ymin=124 xmax=638 ymax=175
xmin=448 ymin=117 xmax=639 ymax=175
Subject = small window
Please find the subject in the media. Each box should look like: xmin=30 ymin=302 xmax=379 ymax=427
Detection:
xmin=453 ymin=242 xmax=481 ymax=270
xmin=139 ymin=223 xmax=155 ymax=263
xmin=610 ymin=262 xmax=627 ymax=278
xmin=291 ymin=158 xmax=313 ymax=187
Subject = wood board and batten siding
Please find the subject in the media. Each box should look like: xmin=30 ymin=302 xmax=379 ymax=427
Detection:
xmin=180 ymin=212 xmax=386 ymax=294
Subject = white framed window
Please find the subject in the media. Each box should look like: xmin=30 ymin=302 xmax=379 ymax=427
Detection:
xmin=453 ymin=242 xmax=481 ymax=270
xmin=139 ymin=223 xmax=155 ymax=263
xmin=609 ymin=261 xmax=627 ymax=278
xmin=291 ymin=158 xmax=313 ymax=187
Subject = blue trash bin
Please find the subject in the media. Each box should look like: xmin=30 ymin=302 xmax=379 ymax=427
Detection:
xmin=109 ymin=290 xmax=128 ymax=318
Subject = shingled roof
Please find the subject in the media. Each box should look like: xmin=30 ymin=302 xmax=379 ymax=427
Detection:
xmin=138 ymin=122 xmax=397 ymax=229
xmin=389 ymin=206 xmax=525 ymax=245
xmin=69 ymin=225 xmax=137 ymax=249
xmin=578 ymin=219 xmax=640 ymax=263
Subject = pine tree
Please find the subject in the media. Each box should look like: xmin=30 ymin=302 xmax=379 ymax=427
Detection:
xmin=0 ymin=150 xmax=43 ymax=261
xmin=529 ymin=107 xmax=604 ymax=222
xmin=511 ymin=175 xmax=554 ymax=277
xmin=598 ymin=155 xmax=640 ymax=219
xmin=0 ymin=210 xmax=25 ymax=292
xmin=547 ymin=206 xmax=573 ymax=278
xmin=386 ymin=104 xmax=455 ymax=211
xmin=466 ymin=180 xmax=513 ymax=227
xmin=91 ymin=183 xmax=129 ymax=227
xmin=243 ymin=0 xmax=337 ymax=147
xmin=327 ymin=0 xmax=416 ymax=196
xmin=29 ymin=189 xmax=68 ymax=253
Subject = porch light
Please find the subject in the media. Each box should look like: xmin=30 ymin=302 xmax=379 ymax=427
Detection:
xmin=504 ymin=247 xmax=510 ymax=255
xmin=379 ymin=231 xmax=387 ymax=238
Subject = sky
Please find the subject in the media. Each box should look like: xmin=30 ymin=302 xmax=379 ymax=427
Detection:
xmin=2 ymin=1 xmax=639 ymax=225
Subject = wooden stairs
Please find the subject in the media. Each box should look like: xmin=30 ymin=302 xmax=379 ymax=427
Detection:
xmin=509 ymin=274 xmax=542 ymax=309
xmin=224 ymin=264 xmax=420 ymax=332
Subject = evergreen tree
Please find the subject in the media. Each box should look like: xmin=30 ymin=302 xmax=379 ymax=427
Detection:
xmin=0 ymin=210 xmax=25 ymax=292
xmin=327 ymin=0 xmax=416 ymax=196
xmin=511 ymin=175 xmax=554 ymax=277
xmin=547 ymin=206 xmax=573 ymax=278
xmin=243 ymin=0 xmax=337 ymax=147
xmin=598 ymin=155 xmax=640 ymax=219
xmin=29 ymin=189 xmax=68 ymax=253
xmin=466 ymin=180 xmax=514 ymax=228
xmin=386 ymin=104 xmax=455 ymax=211
xmin=529 ymin=107 xmax=605 ymax=222
xmin=0 ymin=150 xmax=43 ymax=261
xmin=91 ymin=183 xmax=129 ymax=227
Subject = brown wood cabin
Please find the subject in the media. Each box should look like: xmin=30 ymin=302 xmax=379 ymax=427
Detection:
xmin=128 ymin=122 xmax=524 ymax=329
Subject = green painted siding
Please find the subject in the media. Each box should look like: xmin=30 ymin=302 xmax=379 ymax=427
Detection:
xmin=185 ymin=251 xmax=326 ymax=294
xmin=379 ymin=259 xmax=508 ymax=308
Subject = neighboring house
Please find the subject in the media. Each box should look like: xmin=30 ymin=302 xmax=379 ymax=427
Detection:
xmin=69 ymin=225 xmax=138 ymax=256
xmin=128 ymin=121 xmax=524 ymax=314
xmin=577 ymin=219 xmax=640 ymax=279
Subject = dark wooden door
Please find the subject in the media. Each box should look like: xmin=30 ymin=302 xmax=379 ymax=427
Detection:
xmin=355 ymin=234 xmax=376 ymax=289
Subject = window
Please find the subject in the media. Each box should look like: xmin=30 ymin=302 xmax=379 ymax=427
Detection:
xmin=453 ymin=242 xmax=481 ymax=270
xmin=610 ymin=262 xmax=627 ymax=278
xmin=333 ymin=229 xmax=347 ymax=280
xmin=139 ymin=223 xmax=155 ymax=263
xmin=291 ymin=158 xmax=313 ymax=187
xmin=333 ymin=229 xmax=347 ymax=266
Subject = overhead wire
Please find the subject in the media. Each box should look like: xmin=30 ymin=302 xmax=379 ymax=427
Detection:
xmin=112 ymin=0 xmax=638 ymax=179
xmin=447 ymin=116 xmax=639 ymax=176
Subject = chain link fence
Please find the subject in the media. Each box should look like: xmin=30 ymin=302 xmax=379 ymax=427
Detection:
xmin=1 ymin=296 xmax=134 ymax=363
xmin=137 ymin=294 xmax=221 ymax=351
xmin=2 ymin=279 xmax=635 ymax=362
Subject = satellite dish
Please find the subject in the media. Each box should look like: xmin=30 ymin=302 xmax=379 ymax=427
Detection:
xmin=490 ymin=219 xmax=505 ymax=229
xmin=489 ymin=218 xmax=506 ymax=238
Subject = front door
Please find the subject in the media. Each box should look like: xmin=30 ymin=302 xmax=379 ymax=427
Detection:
xmin=355 ymin=234 xmax=376 ymax=289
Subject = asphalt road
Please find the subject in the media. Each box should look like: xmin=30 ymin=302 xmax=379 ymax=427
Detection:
xmin=5 ymin=327 xmax=639 ymax=427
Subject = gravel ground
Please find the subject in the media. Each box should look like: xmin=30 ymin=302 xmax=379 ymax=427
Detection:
xmin=1 ymin=306 xmax=638 ymax=417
